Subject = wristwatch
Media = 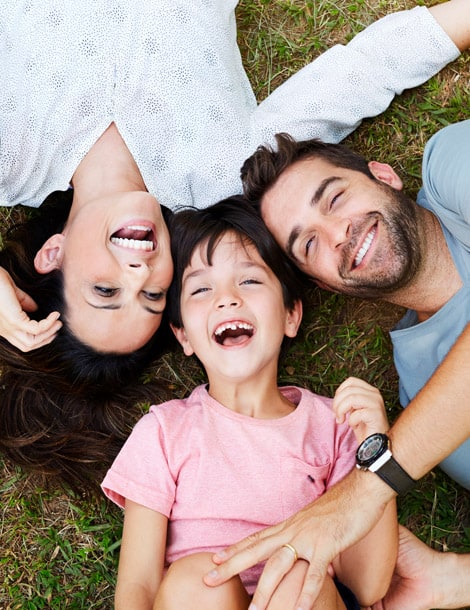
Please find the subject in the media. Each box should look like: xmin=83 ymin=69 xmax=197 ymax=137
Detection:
xmin=356 ymin=433 xmax=416 ymax=495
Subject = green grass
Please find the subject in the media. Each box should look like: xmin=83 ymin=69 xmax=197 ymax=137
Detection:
xmin=1 ymin=1 xmax=469 ymax=608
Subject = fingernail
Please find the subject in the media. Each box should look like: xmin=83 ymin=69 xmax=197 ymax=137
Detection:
xmin=207 ymin=569 xmax=218 ymax=580
xmin=248 ymin=604 xmax=257 ymax=610
xmin=215 ymin=549 xmax=227 ymax=559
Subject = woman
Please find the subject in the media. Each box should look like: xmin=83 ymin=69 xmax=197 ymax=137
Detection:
xmin=0 ymin=0 xmax=465 ymax=488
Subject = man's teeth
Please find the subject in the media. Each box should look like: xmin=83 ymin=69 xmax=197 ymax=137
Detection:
xmin=214 ymin=322 xmax=253 ymax=336
xmin=111 ymin=237 xmax=154 ymax=250
xmin=354 ymin=228 xmax=375 ymax=267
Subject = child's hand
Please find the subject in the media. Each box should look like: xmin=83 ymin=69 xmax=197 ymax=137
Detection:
xmin=0 ymin=267 xmax=62 ymax=351
xmin=333 ymin=377 xmax=389 ymax=443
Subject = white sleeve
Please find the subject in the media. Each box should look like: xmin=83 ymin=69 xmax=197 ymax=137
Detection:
xmin=251 ymin=7 xmax=460 ymax=145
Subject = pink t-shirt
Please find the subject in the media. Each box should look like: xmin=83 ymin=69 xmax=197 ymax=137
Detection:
xmin=102 ymin=385 xmax=357 ymax=593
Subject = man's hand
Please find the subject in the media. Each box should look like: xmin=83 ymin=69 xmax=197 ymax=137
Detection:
xmin=204 ymin=469 xmax=394 ymax=610
xmin=0 ymin=267 xmax=62 ymax=351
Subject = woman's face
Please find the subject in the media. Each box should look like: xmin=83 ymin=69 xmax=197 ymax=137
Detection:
xmin=38 ymin=192 xmax=173 ymax=353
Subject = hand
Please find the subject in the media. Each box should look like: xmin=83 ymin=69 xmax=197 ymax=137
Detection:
xmin=333 ymin=377 xmax=389 ymax=443
xmin=368 ymin=526 xmax=446 ymax=610
xmin=204 ymin=469 xmax=393 ymax=610
xmin=0 ymin=267 xmax=62 ymax=351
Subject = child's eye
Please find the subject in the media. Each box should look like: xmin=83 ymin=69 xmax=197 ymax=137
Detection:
xmin=190 ymin=286 xmax=210 ymax=296
xmin=241 ymin=278 xmax=261 ymax=285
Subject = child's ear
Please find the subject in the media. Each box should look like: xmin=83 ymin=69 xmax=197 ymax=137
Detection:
xmin=284 ymin=299 xmax=303 ymax=338
xmin=170 ymin=324 xmax=195 ymax=357
xmin=34 ymin=234 xmax=65 ymax=274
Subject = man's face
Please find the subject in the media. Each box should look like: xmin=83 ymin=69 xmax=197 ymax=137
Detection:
xmin=260 ymin=157 xmax=420 ymax=298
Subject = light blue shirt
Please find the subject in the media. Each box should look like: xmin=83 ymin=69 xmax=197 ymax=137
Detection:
xmin=390 ymin=120 xmax=470 ymax=489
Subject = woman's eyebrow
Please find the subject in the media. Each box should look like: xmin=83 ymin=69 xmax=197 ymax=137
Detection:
xmin=85 ymin=301 xmax=163 ymax=315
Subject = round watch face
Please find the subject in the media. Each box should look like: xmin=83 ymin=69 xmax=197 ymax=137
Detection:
xmin=357 ymin=433 xmax=387 ymax=466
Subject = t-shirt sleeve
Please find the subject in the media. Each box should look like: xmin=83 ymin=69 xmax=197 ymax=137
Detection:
xmin=326 ymin=421 xmax=358 ymax=490
xmin=252 ymin=7 xmax=459 ymax=145
xmin=420 ymin=120 xmax=470 ymax=248
xmin=101 ymin=411 xmax=175 ymax=515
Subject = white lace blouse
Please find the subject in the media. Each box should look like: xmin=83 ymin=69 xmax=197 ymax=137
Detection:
xmin=0 ymin=0 xmax=459 ymax=211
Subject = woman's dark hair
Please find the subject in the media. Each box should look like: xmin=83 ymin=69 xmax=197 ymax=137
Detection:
xmin=0 ymin=190 xmax=175 ymax=492
xmin=168 ymin=195 xmax=305 ymax=358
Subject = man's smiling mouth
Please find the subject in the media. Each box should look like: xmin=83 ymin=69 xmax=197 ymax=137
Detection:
xmin=354 ymin=226 xmax=376 ymax=268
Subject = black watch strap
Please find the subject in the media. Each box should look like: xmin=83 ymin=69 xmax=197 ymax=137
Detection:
xmin=375 ymin=456 xmax=416 ymax=495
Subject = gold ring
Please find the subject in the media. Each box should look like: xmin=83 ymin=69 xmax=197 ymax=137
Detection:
xmin=282 ymin=543 xmax=298 ymax=562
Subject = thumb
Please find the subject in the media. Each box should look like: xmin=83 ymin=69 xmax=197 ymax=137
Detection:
xmin=15 ymin=287 xmax=38 ymax=312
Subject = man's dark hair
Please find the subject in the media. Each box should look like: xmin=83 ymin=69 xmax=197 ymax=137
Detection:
xmin=241 ymin=132 xmax=374 ymax=209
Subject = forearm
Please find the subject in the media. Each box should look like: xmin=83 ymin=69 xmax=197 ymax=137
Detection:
xmin=389 ymin=323 xmax=470 ymax=480
xmin=335 ymin=499 xmax=397 ymax=606
xmin=429 ymin=0 xmax=470 ymax=52
xmin=115 ymin=583 xmax=155 ymax=610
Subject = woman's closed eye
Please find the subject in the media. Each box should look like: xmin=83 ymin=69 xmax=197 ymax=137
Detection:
xmin=94 ymin=285 xmax=119 ymax=297
xmin=142 ymin=290 xmax=165 ymax=302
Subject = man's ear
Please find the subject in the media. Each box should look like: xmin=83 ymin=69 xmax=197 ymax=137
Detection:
xmin=285 ymin=299 xmax=303 ymax=338
xmin=368 ymin=161 xmax=403 ymax=190
xmin=34 ymin=234 xmax=65 ymax=274
xmin=170 ymin=324 xmax=195 ymax=357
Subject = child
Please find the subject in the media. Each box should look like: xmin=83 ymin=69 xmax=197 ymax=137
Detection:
xmin=101 ymin=197 xmax=397 ymax=610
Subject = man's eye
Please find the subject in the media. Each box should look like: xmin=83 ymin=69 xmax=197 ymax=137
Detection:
xmin=94 ymin=286 xmax=118 ymax=297
xmin=143 ymin=291 xmax=164 ymax=301
xmin=330 ymin=192 xmax=341 ymax=209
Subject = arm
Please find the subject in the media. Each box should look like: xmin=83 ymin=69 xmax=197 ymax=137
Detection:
xmin=206 ymin=328 xmax=470 ymax=609
xmin=389 ymin=322 xmax=470 ymax=479
xmin=0 ymin=267 xmax=62 ymax=351
xmin=254 ymin=2 xmax=462 ymax=145
xmin=429 ymin=0 xmax=470 ymax=52
xmin=115 ymin=500 xmax=167 ymax=610
xmin=332 ymin=378 xmax=398 ymax=606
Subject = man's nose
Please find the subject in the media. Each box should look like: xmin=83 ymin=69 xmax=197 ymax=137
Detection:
xmin=327 ymin=216 xmax=351 ymax=248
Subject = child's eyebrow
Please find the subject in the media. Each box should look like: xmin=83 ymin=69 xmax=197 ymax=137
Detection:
xmin=182 ymin=268 xmax=206 ymax=284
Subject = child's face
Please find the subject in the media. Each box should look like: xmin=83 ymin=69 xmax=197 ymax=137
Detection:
xmin=173 ymin=232 xmax=302 ymax=383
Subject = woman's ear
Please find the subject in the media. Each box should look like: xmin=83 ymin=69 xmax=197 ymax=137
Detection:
xmin=170 ymin=324 xmax=195 ymax=357
xmin=368 ymin=161 xmax=403 ymax=190
xmin=285 ymin=299 xmax=303 ymax=338
xmin=34 ymin=234 xmax=65 ymax=274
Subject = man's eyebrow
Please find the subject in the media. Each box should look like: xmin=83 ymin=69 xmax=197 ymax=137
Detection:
xmin=286 ymin=227 xmax=301 ymax=262
xmin=85 ymin=302 xmax=163 ymax=315
xmin=285 ymin=176 xmax=342 ymax=259
xmin=311 ymin=176 xmax=342 ymax=205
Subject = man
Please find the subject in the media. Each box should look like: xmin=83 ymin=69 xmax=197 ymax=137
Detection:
xmin=203 ymin=123 xmax=470 ymax=607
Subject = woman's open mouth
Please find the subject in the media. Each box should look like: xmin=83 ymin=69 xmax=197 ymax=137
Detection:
xmin=111 ymin=224 xmax=156 ymax=251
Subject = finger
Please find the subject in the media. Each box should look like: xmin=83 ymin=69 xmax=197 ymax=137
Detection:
xmin=37 ymin=311 xmax=62 ymax=330
xmin=13 ymin=321 xmax=62 ymax=352
xmin=15 ymin=287 xmax=38 ymax=312
xmin=292 ymin=559 xmax=330 ymax=610
xmin=204 ymin=530 xmax=281 ymax=585
xmin=249 ymin=545 xmax=302 ymax=610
